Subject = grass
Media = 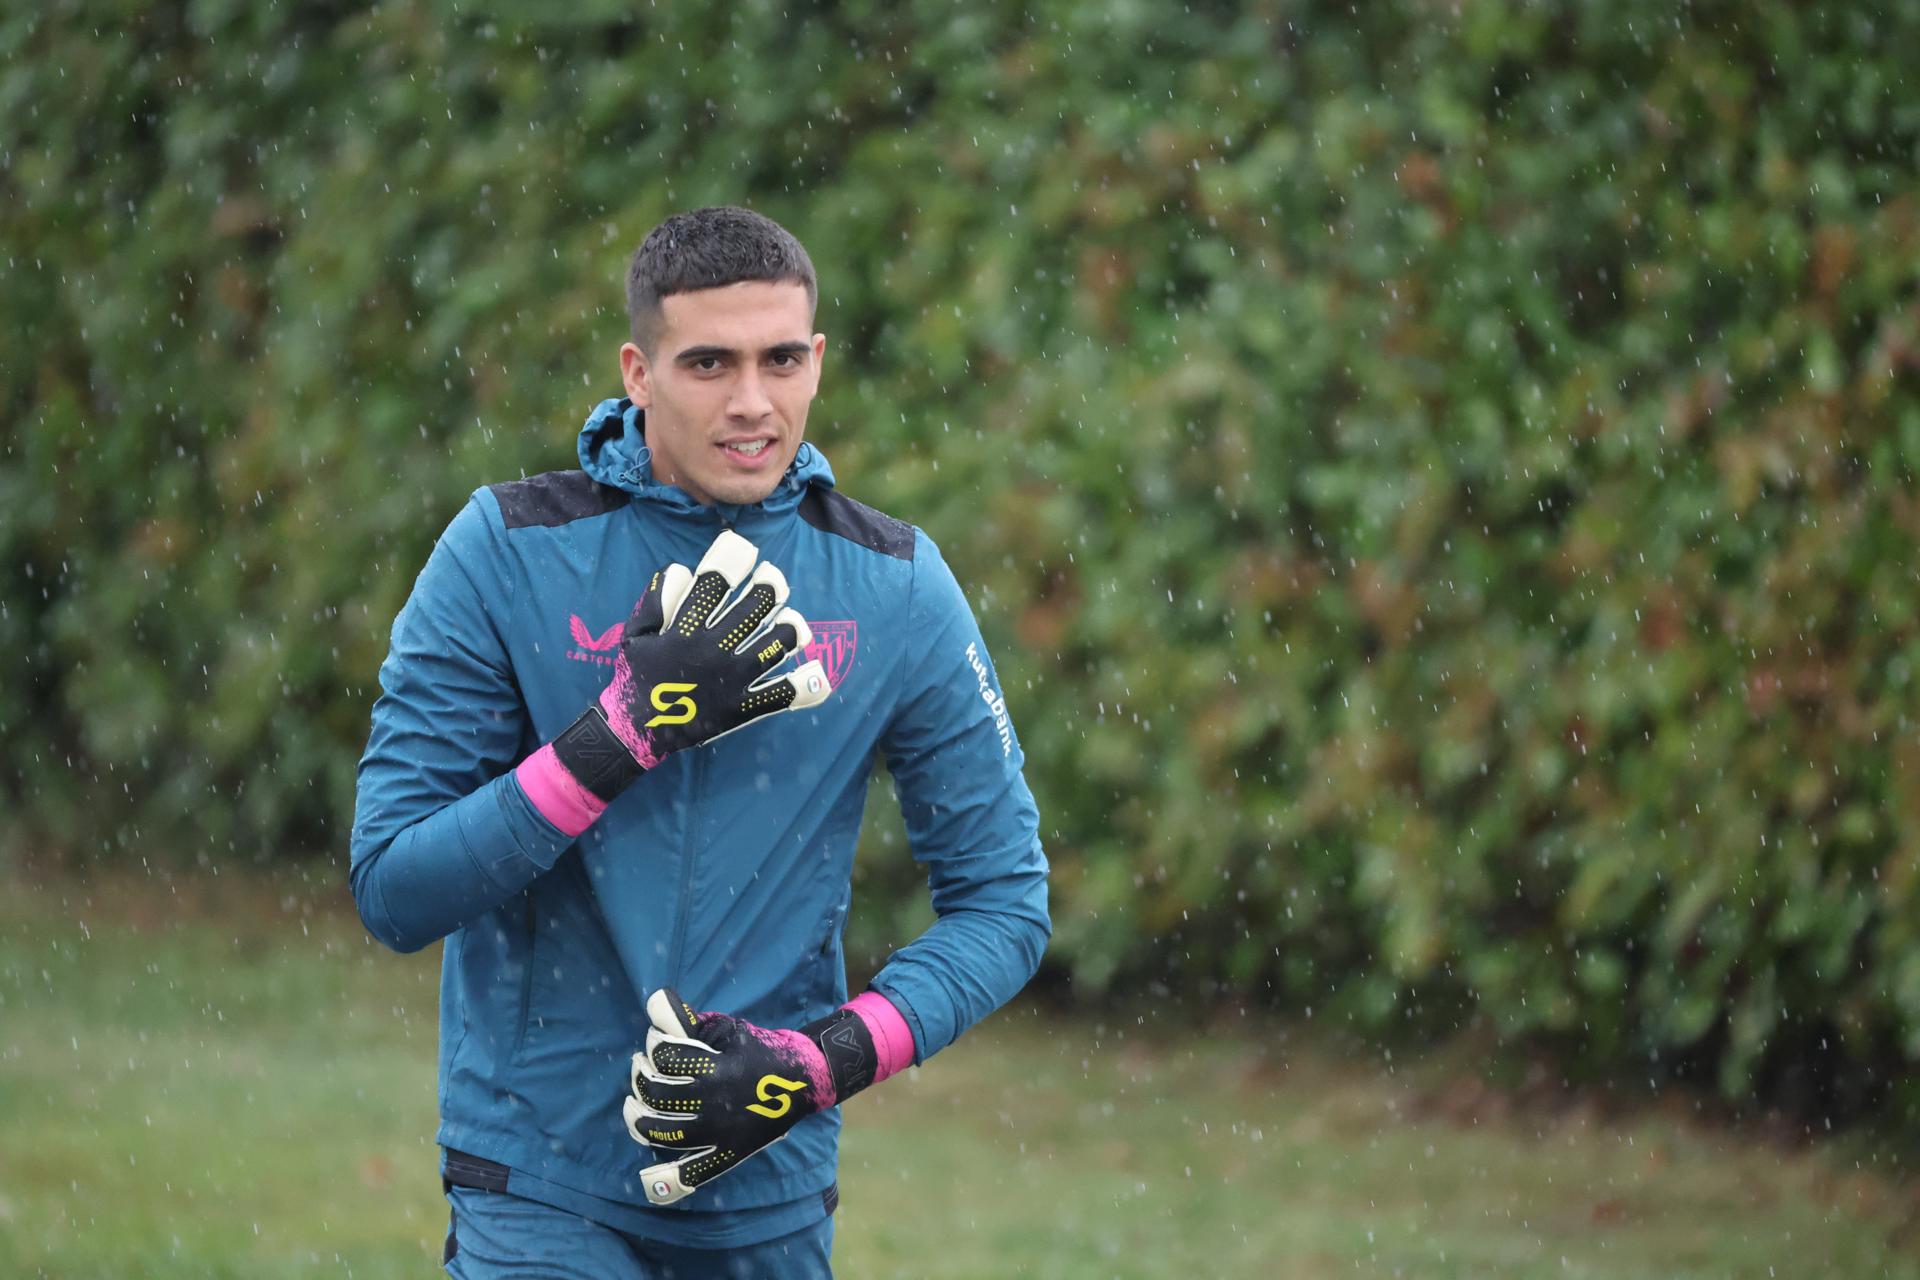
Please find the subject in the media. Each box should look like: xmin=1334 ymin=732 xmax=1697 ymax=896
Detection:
xmin=2 ymin=867 xmax=1918 ymax=1278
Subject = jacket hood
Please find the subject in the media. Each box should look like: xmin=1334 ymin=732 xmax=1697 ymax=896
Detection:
xmin=577 ymin=396 xmax=835 ymax=523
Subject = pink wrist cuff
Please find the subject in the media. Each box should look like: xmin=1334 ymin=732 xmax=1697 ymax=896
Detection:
xmin=515 ymin=742 xmax=608 ymax=837
xmin=845 ymin=990 xmax=916 ymax=1084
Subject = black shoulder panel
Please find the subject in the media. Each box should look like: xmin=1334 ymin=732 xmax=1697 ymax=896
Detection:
xmin=798 ymin=487 xmax=915 ymax=560
xmin=490 ymin=471 xmax=630 ymax=530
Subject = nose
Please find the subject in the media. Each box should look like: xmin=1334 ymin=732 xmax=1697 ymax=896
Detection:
xmin=728 ymin=367 xmax=772 ymax=421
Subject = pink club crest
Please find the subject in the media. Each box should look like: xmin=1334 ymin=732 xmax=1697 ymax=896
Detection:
xmin=804 ymin=621 xmax=858 ymax=690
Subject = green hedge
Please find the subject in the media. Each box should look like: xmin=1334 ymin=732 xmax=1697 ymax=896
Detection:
xmin=5 ymin=2 xmax=1919 ymax=1116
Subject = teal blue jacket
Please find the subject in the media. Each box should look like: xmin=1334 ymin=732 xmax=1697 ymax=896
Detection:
xmin=349 ymin=399 xmax=1050 ymax=1241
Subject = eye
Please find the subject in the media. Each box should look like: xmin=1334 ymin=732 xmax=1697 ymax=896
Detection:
xmin=692 ymin=356 xmax=722 ymax=372
xmin=769 ymin=351 xmax=802 ymax=369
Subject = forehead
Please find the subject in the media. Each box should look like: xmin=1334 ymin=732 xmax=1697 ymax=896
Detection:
xmin=656 ymin=280 xmax=815 ymax=351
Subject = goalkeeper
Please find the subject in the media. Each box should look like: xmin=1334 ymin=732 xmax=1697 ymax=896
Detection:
xmin=350 ymin=206 xmax=1051 ymax=1277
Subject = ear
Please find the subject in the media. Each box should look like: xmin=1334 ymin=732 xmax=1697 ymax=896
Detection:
xmin=809 ymin=332 xmax=826 ymax=391
xmin=620 ymin=342 xmax=653 ymax=408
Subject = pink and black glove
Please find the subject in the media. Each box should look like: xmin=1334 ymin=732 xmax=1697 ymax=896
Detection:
xmin=622 ymin=987 xmax=916 ymax=1205
xmin=517 ymin=530 xmax=831 ymax=835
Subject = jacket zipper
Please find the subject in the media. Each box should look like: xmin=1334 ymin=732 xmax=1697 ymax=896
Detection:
xmin=664 ymin=515 xmax=731 ymax=990
xmin=664 ymin=746 xmax=706 ymax=990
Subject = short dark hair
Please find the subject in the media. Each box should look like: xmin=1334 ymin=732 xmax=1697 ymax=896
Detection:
xmin=625 ymin=206 xmax=817 ymax=352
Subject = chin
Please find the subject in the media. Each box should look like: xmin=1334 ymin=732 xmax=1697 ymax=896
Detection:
xmin=707 ymin=476 xmax=786 ymax=507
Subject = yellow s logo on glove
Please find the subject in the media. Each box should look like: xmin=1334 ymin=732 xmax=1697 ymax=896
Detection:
xmin=645 ymin=683 xmax=698 ymax=727
xmin=745 ymin=1074 xmax=808 ymax=1119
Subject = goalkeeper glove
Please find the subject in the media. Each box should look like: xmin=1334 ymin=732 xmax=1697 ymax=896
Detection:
xmin=622 ymin=987 xmax=915 ymax=1205
xmin=516 ymin=529 xmax=830 ymax=835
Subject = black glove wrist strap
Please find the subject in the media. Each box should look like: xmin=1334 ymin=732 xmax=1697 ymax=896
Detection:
xmin=799 ymin=1006 xmax=879 ymax=1102
xmin=551 ymin=705 xmax=648 ymax=803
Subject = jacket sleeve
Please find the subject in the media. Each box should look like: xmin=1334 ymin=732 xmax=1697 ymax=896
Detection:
xmin=868 ymin=532 xmax=1052 ymax=1060
xmin=348 ymin=493 xmax=575 ymax=953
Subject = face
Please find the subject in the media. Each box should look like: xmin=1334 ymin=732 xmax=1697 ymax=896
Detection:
xmin=620 ymin=281 xmax=825 ymax=507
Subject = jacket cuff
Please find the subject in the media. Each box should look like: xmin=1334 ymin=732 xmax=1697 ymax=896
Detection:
xmin=489 ymin=770 xmax=583 ymax=876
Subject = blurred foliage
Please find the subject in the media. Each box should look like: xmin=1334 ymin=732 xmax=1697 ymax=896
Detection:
xmin=3 ymin=2 xmax=1918 ymax=1120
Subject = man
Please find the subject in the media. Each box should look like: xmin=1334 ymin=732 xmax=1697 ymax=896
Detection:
xmin=349 ymin=206 xmax=1051 ymax=1278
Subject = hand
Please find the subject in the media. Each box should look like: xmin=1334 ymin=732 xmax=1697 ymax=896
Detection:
xmin=548 ymin=530 xmax=832 ymax=801
xmin=622 ymin=989 xmax=879 ymax=1205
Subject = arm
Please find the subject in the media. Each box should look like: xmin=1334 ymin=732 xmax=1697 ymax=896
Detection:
xmin=618 ymin=534 xmax=1048 ymax=1205
xmin=351 ymin=504 xmax=831 ymax=954
xmin=348 ymin=496 xmax=572 ymax=953
xmin=867 ymin=532 xmax=1052 ymax=1060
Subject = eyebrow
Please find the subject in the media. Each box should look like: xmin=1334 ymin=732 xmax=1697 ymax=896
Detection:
xmin=673 ymin=341 xmax=813 ymax=364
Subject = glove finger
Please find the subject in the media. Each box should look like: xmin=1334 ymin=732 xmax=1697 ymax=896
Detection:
xmin=624 ymin=568 xmax=664 ymax=637
xmin=737 ymin=608 xmax=811 ymax=673
xmin=639 ymin=1154 xmax=703 ymax=1206
xmin=643 ymin=1026 xmax=721 ymax=1081
xmin=623 ymin=1093 xmax=667 ymax=1148
xmin=640 ymin=1146 xmax=746 ymax=1205
xmin=651 ymin=564 xmax=695 ymax=633
xmin=631 ymin=1046 xmax=708 ymax=1093
xmin=623 ymin=1094 xmax=708 ymax=1152
xmin=736 ymin=660 xmax=833 ymax=724
xmin=709 ymin=562 xmax=789 ymax=654
xmin=672 ymin=531 xmax=758 ymax=634
xmin=786 ymin=659 xmax=833 ymax=709
xmin=714 ymin=571 xmax=787 ymax=656
xmin=646 ymin=988 xmax=703 ymax=1040
xmin=633 ymin=1059 xmax=710 ymax=1113
xmin=637 ymin=990 xmax=719 ymax=1093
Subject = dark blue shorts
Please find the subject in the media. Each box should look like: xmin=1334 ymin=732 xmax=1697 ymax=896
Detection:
xmin=443 ymin=1185 xmax=835 ymax=1279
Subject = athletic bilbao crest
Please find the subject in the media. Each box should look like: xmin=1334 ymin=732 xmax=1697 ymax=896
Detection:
xmin=566 ymin=613 xmax=622 ymax=667
xmin=804 ymin=621 xmax=858 ymax=690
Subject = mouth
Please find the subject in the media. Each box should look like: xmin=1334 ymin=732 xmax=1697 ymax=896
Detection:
xmin=718 ymin=437 xmax=778 ymax=465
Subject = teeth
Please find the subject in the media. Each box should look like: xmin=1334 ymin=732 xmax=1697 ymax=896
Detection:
xmin=730 ymin=441 xmax=768 ymax=457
